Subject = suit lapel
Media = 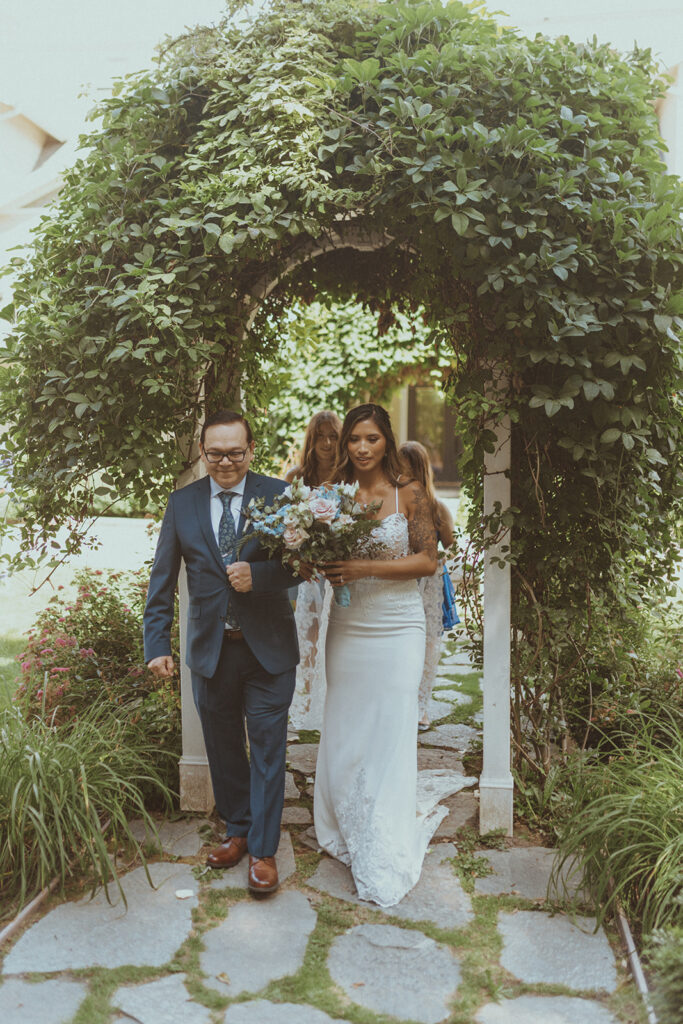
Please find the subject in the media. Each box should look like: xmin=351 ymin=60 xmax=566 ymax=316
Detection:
xmin=194 ymin=476 xmax=225 ymax=573
xmin=237 ymin=470 xmax=262 ymax=541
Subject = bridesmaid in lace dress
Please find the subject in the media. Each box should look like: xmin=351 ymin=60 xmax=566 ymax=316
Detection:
xmin=285 ymin=410 xmax=342 ymax=731
xmin=399 ymin=441 xmax=455 ymax=731
xmin=315 ymin=404 xmax=468 ymax=907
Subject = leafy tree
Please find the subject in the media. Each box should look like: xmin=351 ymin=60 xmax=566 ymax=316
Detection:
xmin=1 ymin=0 xmax=681 ymax=770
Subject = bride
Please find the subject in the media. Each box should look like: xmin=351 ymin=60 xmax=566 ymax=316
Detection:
xmin=315 ymin=403 xmax=467 ymax=907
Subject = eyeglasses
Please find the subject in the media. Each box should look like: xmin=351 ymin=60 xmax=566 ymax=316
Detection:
xmin=203 ymin=448 xmax=250 ymax=464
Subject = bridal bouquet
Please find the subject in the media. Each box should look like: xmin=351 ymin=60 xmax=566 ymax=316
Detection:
xmin=242 ymin=478 xmax=380 ymax=605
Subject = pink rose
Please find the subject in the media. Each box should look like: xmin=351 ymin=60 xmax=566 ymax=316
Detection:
xmin=283 ymin=523 xmax=309 ymax=550
xmin=308 ymin=495 xmax=338 ymax=523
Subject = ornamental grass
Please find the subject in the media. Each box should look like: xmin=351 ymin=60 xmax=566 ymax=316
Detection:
xmin=552 ymin=709 xmax=683 ymax=936
xmin=0 ymin=703 xmax=174 ymax=911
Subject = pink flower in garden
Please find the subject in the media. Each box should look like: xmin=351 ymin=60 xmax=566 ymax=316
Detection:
xmin=51 ymin=667 xmax=70 ymax=673
xmin=308 ymin=494 xmax=338 ymax=523
xmin=94 ymin=570 xmax=103 ymax=575
xmin=20 ymin=661 xmax=31 ymax=672
xmin=55 ymin=638 xmax=67 ymax=647
xmin=676 ymin=667 xmax=683 ymax=680
xmin=40 ymin=648 xmax=54 ymax=655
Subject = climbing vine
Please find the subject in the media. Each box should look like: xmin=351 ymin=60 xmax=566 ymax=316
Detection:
xmin=1 ymin=0 xmax=681 ymax=767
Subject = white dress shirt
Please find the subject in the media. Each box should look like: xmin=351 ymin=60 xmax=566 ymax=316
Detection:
xmin=209 ymin=475 xmax=246 ymax=546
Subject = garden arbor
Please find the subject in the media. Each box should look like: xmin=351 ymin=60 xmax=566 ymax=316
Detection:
xmin=1 ymin=1 xmax=681 ymax=834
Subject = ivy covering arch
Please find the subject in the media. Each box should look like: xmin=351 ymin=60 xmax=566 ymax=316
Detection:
xmin=2 ymin=0 xmax=681 ymax=784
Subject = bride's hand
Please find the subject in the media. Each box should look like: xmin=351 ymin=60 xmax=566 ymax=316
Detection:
xmin=322 ymin=560 xmax=369 ymax=585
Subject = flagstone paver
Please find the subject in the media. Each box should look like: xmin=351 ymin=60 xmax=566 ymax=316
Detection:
xmin=474 ymin=994 xmax=620 ymax=1024
xmin=474 ymin=847 xmax=556 ymax=899
xmin=498 ymin=911 xmax=618 ymax=992
xmin=327 ymin=923 xmax=462 ymax=1024
xmin=208 ymin=830 xmax=296 ymax=891
xmin=308 ymin=844 xmax=472 ymax=930
xmin=112 ymin=974 xmax=213 ymax=1024
xmin=417 ymin=747 xmax=466 ymax=773
xmin=3 ymin=863 xmax=198 ymax=974
xmin=200 ymin=891 xmax=317 ymax=996
xmin=129 ymin=817 xmax=209 ymax=858
xmin=280 ymin=805 xmax=312 ymax=825
xmin=284 ymin=771 xmax=299 ymax=800
xmin=222 ymin=1001 xmax=352 ymax=1024
xmin=433 ymin=688 xmax=473 ymax=705
xmin=286 ymin=743 xmax=319 ymax=774
xmin=0 ymin=977 xmax=87 ymax=1024
xmin=434 ymin=791 xmax=479 ymax=838
xmin=420 ymin=723 xmax=480 ymax=750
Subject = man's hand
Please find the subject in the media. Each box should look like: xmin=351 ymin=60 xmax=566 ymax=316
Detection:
xmin=227 ymin=560 xmax=253 ymax=592
xmin=148 ymin=656 xmax=175 ymax=678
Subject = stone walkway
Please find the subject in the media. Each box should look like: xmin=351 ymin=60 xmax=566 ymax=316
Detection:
xmin=0 ymin=645 xmax=639 ymax=1024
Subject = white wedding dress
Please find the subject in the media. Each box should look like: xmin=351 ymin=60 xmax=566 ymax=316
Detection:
xmin=289 ymin=579 xmax=331 ymax=731
xmin=314 ymin=495 xmax=470 ymax=907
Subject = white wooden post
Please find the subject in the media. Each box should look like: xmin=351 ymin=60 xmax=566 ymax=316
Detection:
xmin=178 ymin=562 xmax=215 ymax=811
xmin=174 ymin=461 xmax=215 ymax=812
xmin=479 ymin=412 xmax=514 ymax=835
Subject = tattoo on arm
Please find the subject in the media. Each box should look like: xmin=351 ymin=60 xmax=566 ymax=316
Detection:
xmin=408 ymin=485 xmax=438 ymax=561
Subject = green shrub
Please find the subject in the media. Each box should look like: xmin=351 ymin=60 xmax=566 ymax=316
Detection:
xmin=645 ymin=922 xmax=683 ymax=1024
xmin=13 ymin=568 xmax=181 ymax=785
xmin=551 ymin=711 xmax=683 ymax=935
xmin=0 ymin=704 xmax=174 ymax=909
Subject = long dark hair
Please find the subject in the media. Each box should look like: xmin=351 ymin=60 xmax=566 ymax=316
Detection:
xmin=332 ymin=404 xmax=404 ymax=485
xmin=399 ymin=441 xmax=440 ymax=528
xmin=297 ymin=410 xmax=342 ymax=486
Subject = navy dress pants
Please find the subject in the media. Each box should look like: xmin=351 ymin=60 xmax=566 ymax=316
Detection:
xmin=192 ymin=636 xmax=296 ymax=858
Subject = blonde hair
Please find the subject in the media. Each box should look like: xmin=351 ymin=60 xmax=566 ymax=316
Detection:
xmin=399 ymin=441 xmax=440 ymax=528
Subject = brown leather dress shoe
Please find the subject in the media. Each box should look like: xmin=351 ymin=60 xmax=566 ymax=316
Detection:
xmin=247 ymin=855 xmax=279 ymax=894
xmin=206 ymin=835 xmax=248 ymax=869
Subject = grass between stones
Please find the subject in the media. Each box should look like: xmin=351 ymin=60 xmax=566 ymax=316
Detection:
xmin=432 ymin=671 xmax=482 ymax=727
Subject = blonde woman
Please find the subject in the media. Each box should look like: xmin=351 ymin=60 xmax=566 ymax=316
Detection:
xmin=399 ymin=441 xmax=454 ymax=731
xmin=285 ymin=411 xmax=342 ymax=731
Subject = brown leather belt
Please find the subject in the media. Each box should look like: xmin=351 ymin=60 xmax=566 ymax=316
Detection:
xmin=223 ymin=629 xmax=245 ymax=642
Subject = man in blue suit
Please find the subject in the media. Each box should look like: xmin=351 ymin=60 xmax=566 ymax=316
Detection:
xmin=144 ymin=410 xmax=299 ymax=895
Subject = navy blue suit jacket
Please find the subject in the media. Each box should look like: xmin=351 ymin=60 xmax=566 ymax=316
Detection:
xmin=143 ymin=471 xmax=299 ymax=678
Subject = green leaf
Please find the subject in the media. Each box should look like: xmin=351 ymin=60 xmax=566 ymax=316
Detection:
xmin=451 ymin=212 xmax=469 ymax=235
xmin=600 ymin=428 xmax=621 ymax=444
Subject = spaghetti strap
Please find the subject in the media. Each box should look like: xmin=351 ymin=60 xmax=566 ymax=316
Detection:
xmin=395 ymin=486 xmax=399 ymax=514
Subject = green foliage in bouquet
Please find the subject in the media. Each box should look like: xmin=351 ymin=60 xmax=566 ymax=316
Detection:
xmin=243 ymin=478 xmax=381 ymax=574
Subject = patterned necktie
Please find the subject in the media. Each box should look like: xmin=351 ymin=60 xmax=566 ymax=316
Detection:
xmin=218 ymin=491 xmax=239 ymax=629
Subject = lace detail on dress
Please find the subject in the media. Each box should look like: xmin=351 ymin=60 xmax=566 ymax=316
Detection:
xmin=335 ymin=768 xmax=422 ymax=907
xmin=417 ymin=560 xmax=445 ymax=720
xmin=290 ymin=579 xmax=331 ymax=731
xmin=330 ymin=766 xmax=476 ymax=908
